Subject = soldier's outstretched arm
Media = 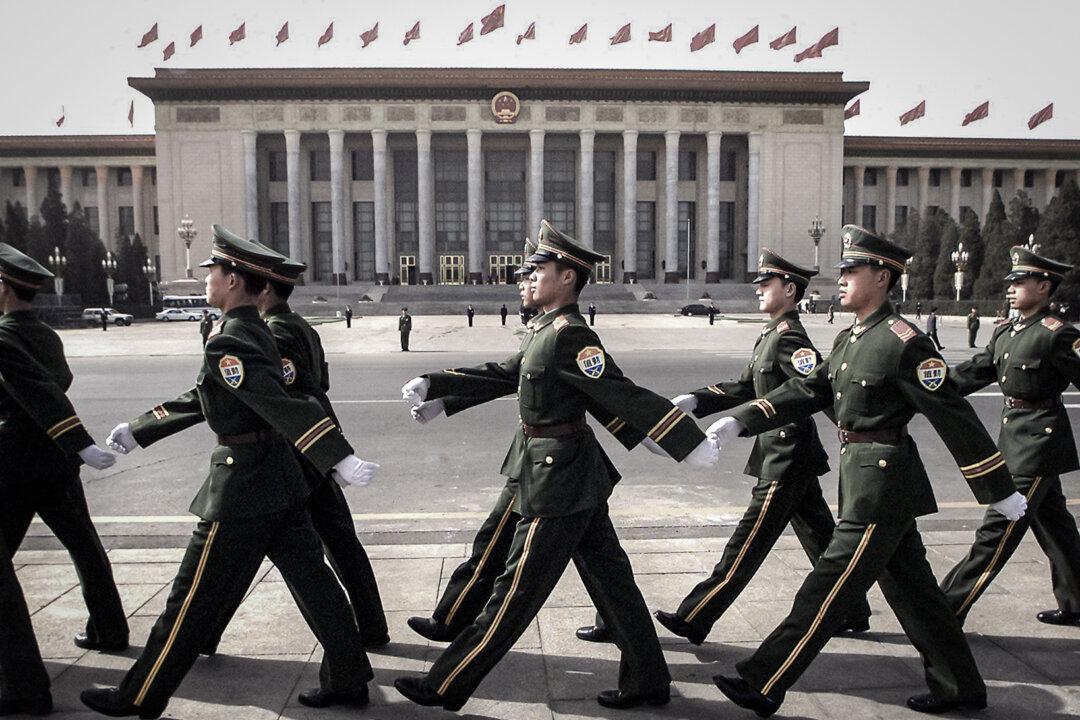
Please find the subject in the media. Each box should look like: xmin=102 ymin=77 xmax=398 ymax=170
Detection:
xmin=727 ymin=355 xmax=834 ymax=437
xmin=127 ymin=388 xmax=206 ymax=448
xmin=1049 ymin=325 xmax=1080 ymax=389
xmin=687 ymin=365 xmax=756 ymax=418
xmin=949 ymin=325 xmax=1004 ymax=396
xmin=421 ymin=352 xmax=523 ymax=402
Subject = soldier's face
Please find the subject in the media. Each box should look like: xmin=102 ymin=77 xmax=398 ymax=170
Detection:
xmin=756 ymin=277 xmax=793 ymax=315
xmin=837 ymin=265 xmax=888 ymax=312
xmin=205 ymin=265 xmax=228 ymax=309
xmin=529 ymin=261 xmax=571 ymax=307
xmin=1007 ymin=278 xmax=1051 ymax=313
xmin=518 ymin=277 xmax=534 ymax=307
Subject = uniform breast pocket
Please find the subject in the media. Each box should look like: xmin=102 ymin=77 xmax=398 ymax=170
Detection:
xmin=519 ymin=366 xmax=546 ymax=409
xmin=753 ymin=360 xmax=778 ymax=393
xmin=1006 ymin=358 xmax=1040 ymax=395
xmin=849 ymin=372 xmax=886 ymax=413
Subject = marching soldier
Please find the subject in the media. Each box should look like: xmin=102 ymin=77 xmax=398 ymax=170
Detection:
xmin=394 ymin=221 xmax=718 ymax=711
xmin=81 ymin=227 xmax=376 ymax=718
xmin=0 ymin=243 xmax=119 ymax=715
xmin=940 ymin=245 xmax=1080 ymax=626
xmin=706 ymin=226 xmax=1023 ymax=716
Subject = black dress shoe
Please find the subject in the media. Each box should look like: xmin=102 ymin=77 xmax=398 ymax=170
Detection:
xmin=906 ymin=693 xmax=986 ymax=714
xmin=1036 ymin=609 xmax=1080 ymax=626
xmin=712 ymin=676 xmax=780 ymax=718
xmin=407 ymin=616 xmax=457 ymax=642
xmin=0 ymin=692 xmax=52 ymax=716
xmin=833 ymin=617 xmax=871 ymax=636
xmin=575 ymin=624 xmax=613 ymax=643
xmin=654 ymin=610 xmax=707 ymax=645
xmin=363 ymin=633 xmax=391 ymax=649
xmin=596 ymin=687 xmax=670 ymax=709
xmin=297 ymin=685 xmax=369 ymax=708
xmin=394 ymin=676 xmax=465 ymax=712
xmin=80 ymin=688 xmax=164 ymax=719
xmin=74 ymin=633 xmax=129 ymax=652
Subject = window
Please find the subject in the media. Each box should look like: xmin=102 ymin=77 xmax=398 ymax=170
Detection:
xmin=269 ymin=151 xmax=287 ymax=182
xmin=677 ymin=201 xmax=696 ymax=278
xmin=152 ymin=206 xmax=159 ymax=235
xmin=895 ymin=205 xmax=909 ymax=228
xmin=960 ymin=169 xmax=973 ymax=187
xmin=351 ymin=149 xmax=374 ymax=181
xmin=353 ymin=202 xmax=376 ymax=281
xmin=12 ymin=168 xmax=24 ymax=187
xmin=636 ymin=150 xmax=656 ymax=181
xmin=719 ymin=201 xmax=736 ymax=278
xmin=269 ymin=202 xmax=289 ymax=254
xmin=929 ymin=168 xmax=942 ymax=187
xmin=118 ymin=206 xmax=135 ymax=237
xmin=85 ymin=206 xmax=99 ymax=237
xmin=80 ymin=168 xmax=96 ymax=187
xmin=678 ymin=150 xmax=697 ymax=181
xmin=863 ymin=168 xmax=877 ymax=186
xmin=1024 ymin=170 xmax=1035 ymax=188
xmin=310 ymin=150 xmax=330 ymax=181
xmin=593 ymin=151 xmax=616 ymax=256
xmin=435 ymin=149 xmax=467 ymax=252
xmin=896 ymin=168 xmax=910 ymax=187
xmin=635 ymin=201 xmax=656 ymax=279
xmin=992 ymin=169 xmax=1004 ymax=188
xmin=311 ymin=202 xmax=332 ymax=280
xmin=484 ymin=150 xmax=525 ymax=252
xmin=543 ymin=148 xmax=575 ymax=233
xmin=720 ymin=150 xmax=738 ymax=181
xmin=395 ymin=150 xmax=419 ymax=255
xmin=117 ymin=168 xmax=133 ymax=186
xmin=862 ymin=205 xmax=877 ymax=231
xmin=149 ymin=167 xmax=156 ymax=185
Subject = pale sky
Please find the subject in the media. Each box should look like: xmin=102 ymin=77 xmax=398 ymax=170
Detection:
xmin=1 ymin=0 xmax=1074 ymax=139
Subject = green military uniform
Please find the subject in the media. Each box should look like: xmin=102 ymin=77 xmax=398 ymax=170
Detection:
xmin=403 ymin=223 xmax=706 ymax=709
xmin=663 ymin=251 xmax=870 ymax=642
xmin=399 ymin=310 xmax=412 ymax=351
xmin=724 ymin=227 xmax=1015 ymax=707
xmin=89 ymin=228 xmax=371 ymax=717
xmin=940 ymin=246 xmax=1080 ymax=622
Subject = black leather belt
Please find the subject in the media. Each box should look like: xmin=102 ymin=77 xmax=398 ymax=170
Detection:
xmin=1004 ymin=396 xmax=1061 ymax=410
xmin=522 ymin=419 xmax=587 ymax=438
xmin=838 ymin=426 xmax=908 ymax=445
xmin=217 ymin=429 xmax=278 ymax=445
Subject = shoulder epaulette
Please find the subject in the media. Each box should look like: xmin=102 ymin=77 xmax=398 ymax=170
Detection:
xmin=890 ymin=319 xmax=917 ymax=343
xmin=776 ymin=320 xmax=791 ymax=334
xmin=1042 ymin=316 xmax=1064 ymax=332
xmin=553 ymin=316 xmax=571 ymax=333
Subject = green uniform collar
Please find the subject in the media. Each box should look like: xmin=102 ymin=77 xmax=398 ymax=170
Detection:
xmin=1013 ymin=307 xmax=1051 ymax=333
xmin=763 ymin=308 xmax=800 ymax=334
xmin=851 ymin=300 xmax=895 ymax=336
xmin=0 ymin=309 xmax=37 ymax=323
xmin=531 ymin=303 xmax=579 ymax=331
xmin=264 ymin=302 xmax=292 ymax=318
xmin=220 ymin=305 xmax=261 ymax=322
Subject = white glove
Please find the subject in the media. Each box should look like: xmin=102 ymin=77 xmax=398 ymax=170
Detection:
xmin=332 ymin=454 xmax=380 ymax=487
xmin=989 ymin=491 xmax=1028 ymax=521
xmin=683 ymin=438 xmax=720 ymax=467
xmin=401 ymin=377 xmax=430 ymax=407
xmin=706 ymin=417 xmax=746 ymax=447
xmin=411 ymin=399 xmax=446 ymax=424
xmin=670 ymin=394 xmax=698 ymax=414
xmin=106 ymin=423 xmax=139 ymax=454
xmin=78 ymin=444 xmax=117 ymax=470
xmin=640 ymin=437 xmax=671 ymax=458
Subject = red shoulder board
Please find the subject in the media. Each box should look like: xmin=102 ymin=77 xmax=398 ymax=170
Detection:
xmin=553 ymin=316 xmax=570 ymax=333
xmin=890 ymin=320 xmax=917 ymax=343
xmin=1042 ymin=316 xmax=1064 ymax=332
xmin=776 ymin=321 xmax=791 ymax=334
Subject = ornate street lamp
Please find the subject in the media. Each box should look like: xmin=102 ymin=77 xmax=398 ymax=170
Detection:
xmin=951 ymin=241 xmax=970 ymax=302
xmin=102 ymin=251 xmax=118 ymax=306
xmin=142 ymin=258 xmax=156 ymax=306
xmin=807 ymin=216 xmax=825 ymax=270
xmin=901 ymin=257 xmax=913 ymax=304
xmin=177 ymin=215 xmax=197 ymax=279
xmin=1024 ymin=233 xmax=1040 ymax=255
xmin=48 ymin=246 xmax=67 ymax=297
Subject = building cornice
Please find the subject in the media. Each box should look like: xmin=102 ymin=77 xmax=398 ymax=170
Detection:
xmin=845 ymin=135 xmax=1080 ymax=162
xmin=0 ymin=135 xmax=155 ymax=158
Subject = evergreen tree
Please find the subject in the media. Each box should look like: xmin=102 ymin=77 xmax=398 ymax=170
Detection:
xmin=115 ymin=233 xmax=150 ymax=305
xmin=4 ymin=202 xmax=29 ymax=252
xmin=957 ymin=210 xmax=984 ymax=300
xmin=934 ymin=219 xmax=961 ymax=300
xmin=1035 ymin=178 xmax=1080 ymax=309
xmin=909 ymin=209 xmax=944 ymax=300
xmin=0 ymin=209 xmax=5 ymax=246
xmin=40 ymin=184 xmax=67 ymax=250
xmin=974 ymin=191 xmax=1013 ymax=301
xmin=63 ymin=212 xmax=108 ymax=305
xmin=25 ymin=217 xmax=52 ymax=269
xmin=1009 ymin=190 xmax=1040 ymax=245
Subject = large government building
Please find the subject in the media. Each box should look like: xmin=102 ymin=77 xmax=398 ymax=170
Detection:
xmin=1 ymin=68 xmax=1079 ymax=288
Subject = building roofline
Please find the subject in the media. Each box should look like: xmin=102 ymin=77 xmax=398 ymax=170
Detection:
xmin=128 ymin=67 xmax=869 ymax=105
xmin=0 ymin=135 xmax=156 ymax=158
xmin=845 ymin=135 xmax=1080 ymax=162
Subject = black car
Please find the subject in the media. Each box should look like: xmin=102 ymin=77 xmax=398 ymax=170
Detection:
xmin=678 ymin=303 xmax=711 ymax=317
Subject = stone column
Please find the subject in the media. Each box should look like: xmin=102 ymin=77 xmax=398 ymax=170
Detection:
xmin=916 ymin=166 xmax=930 ymax=217
xmin=242 ymin=131 xmax=259 ymax=242
xmin=1014 ymin=167 xmax=1027 ymax=199
xmin=372 ymin=129 xmax=389 ymax=283
xmin=578 ymin=130 xmax=595 ymax=249
xmin=884 ymin=165 xmax=898 ymax=234
xmin=663 ymin=130 xmax=681 ymax=283
xmin=23 ymin=166 xmax=39 ymax=221
xmin=131 ymin=165 xmax=145 ymax=241
xmin=852 ymin=164 xmax=865 ymax=228
xmin=416 ymin=129 xmax=434 ymax=285
xmin=328 ymin=130 xmax=347 ymax=285
xmin=58 ymin=165 xmax=73 ymax=210
xmin=949 ymin=167 xmax=962 ymax=221
xmin=1046 ymin=168 xmax=1057 ymax=206
xmin=621 ymin=130 xmax=638 ymax=282
xmin=528 ymin=129 xmax=545 ymax=236
xmin=95 ymin=165 xmax=111 ymax=248
xmin=981 ymin=167 xmax=995 ymax=221
xmin=746 ymin=132 xmax=762 ymax=274
xmin=284 ymin=131 xmax=304 ymax=266
xmin=705 ymin=131 xmax=722 ymax=282
xmin=466 ymin=129 xmax=484 ymax=283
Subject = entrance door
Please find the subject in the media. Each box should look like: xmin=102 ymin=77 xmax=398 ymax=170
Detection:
xmin=399 ymin=255 xmax=417 ymax=285
xmin=594 ymin=255 xmax=613 ymax=284
xmin=488 ymin=254 xmax=524 ymax=284
xmin=439 ymin=255 xmax=465 ymax=285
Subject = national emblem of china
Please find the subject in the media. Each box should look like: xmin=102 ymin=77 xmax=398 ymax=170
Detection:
xmin=491 ymin=91 xmax=520 ymax=124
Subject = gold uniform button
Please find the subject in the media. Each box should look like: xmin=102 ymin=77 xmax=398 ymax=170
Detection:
xmin=545 ymin=456 xmax=554 ymax=464
xmin=850 ymin=336 xmax=857 ymax=344
xmin=860 ymin=380 xmax=867 ymax=387
xmin=1002 ymin=417 xmax=1009 ymax=424
xmin=1002 ymin=375 xmax=1008 ymax=383
xmin=836 ymin=392 xmax=843 ymax=399
xmin=1021 ymin=364 xmax=1027 ymax=370
xmin=225 ymin=456 xmax=234 ymax=465
xmin=779 ymin=431 xmax=787 ymax=438
xmin=840 ymin=447 xmax=847 ymax=455
xmin=1004 ymin=353 xmax=1010 ymax=359
xmin=841 ymin=362 xmax=848 ymax=370
xmin=1045 ymin=427 xmax=1054 ymax=434
xmin=526 ymin=373 xmax=532 ymax=379
xmin=1010 ymin=331 xmax=1017 ymax=337
xmin=878 ymin=459 xmax=888 ymax=468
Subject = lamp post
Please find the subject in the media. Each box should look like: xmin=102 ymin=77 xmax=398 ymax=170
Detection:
xmin=951 ymin=241 xmax=970 ymax=302
xmin=177 ymin=215 xmax=197 ymax=279
xmin=48 ymin=246 xmax=67 ymax=297
xmin=142 ymin=258 xmax=156 ymax=307
xmin=807 ymin=216 xmax=825 ymax=270
xmin=901 ymin=257 xmax=913 ymax=303
xmin=102 ymin=251 xmax=118 ymax=306
xmin=1025 ymin=233 xmax=1041 ymax=254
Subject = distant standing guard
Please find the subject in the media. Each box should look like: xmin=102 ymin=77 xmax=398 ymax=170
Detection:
xmin=967 ymin=307 xmax=980 ymax=348
xmin=926 ymin=307 xmax=944 ymax=350
xmin=499 ymin=303 xmax=508 ymax=326
xmin=708 ymin=303 xmax=717 ymax=326
xmin=588 ymin=301 xmax=597 ymax=325
xmin=940 ymin=245 xmax=1080 ymax=626
xmin=915 ymin=300 xmax=923 ymax=319
xmin=100 ymin=309 xmax=108 ymax=332
xmin=827 ymin=303 xmax=835 ymax=324
xmin=345 ymin=304 xmax=353 ymax=329
xmin=466 ymin=304 xmax=475 ymax=327
xmin=199 ymin=310 xmax=213 ymax=346
xmin=399 ymin=307 xmax=412 ymax=351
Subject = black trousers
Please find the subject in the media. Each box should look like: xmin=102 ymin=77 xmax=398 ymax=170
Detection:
xmin=0 ymin=530 xmax=49 ymax=702
xmin=1 ymin=475 xmax=128 ymax=644
xmin=401 ymin=331 xmax=410 ymax=351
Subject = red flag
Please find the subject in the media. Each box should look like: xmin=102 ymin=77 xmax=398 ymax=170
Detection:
xmin=733 ymin=25 xmax=759 ymax=54
xmin=770 ymin=26 xmax=796 ymax=50
xmin=163 ymin=41 xmax=175 ymax=61
xmin=458 ymin=22 xmax=474 ymax=45
xmin=318 ymin=22 xmax=334 ymax=47
xmin=649 ymin=23 xmax=672 ymax=42
xmin=690 ymin=23 xmax=715 ymax=52
xmin=961 ymin=100 xmax=989 ymax=127
xmin=190 ymin=25 xmax=203 ymax=47
xmin=229 ymin=22 xmax=246 ymax=45
xmin=1028 ymin=102 xmax=1054 ymax=130
xmin=569 ymin=23 xmax=587 ymax=44
xmin=360 ymin=22 xmax=379 ymax=48
xmin=137 ymin=22 xmax=158 ymax=48
xmin=403 ymin=21 xmax=421 ymax=45
xmin=128 ymin=101 xmax=134 ymax=127
xmin=480 ymin=4 xmax=505 ymax=35
xmin=610 ymin=23 xmax=630 ymax=45
xmin=795 ymin=27 xmax=838 ymax=62
xmin=55 ymin=106 xmax=65 ymax=128
xmin=899 ymin=100 xmax=926 ymax=126
xmin=514 ymin=21 xmax=531 ymax=44
xmin=844 ymin=99 xmax=860 ymax=119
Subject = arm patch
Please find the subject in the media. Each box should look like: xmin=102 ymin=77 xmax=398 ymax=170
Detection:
xmin=890 ymin=320 xmax=917 ymax=343
xmin=1042 ymin=316 xmax=1064 ymax=332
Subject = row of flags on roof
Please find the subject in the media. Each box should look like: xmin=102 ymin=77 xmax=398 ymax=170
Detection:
xmin=840 ymin=98 xmax=1054 ymax=131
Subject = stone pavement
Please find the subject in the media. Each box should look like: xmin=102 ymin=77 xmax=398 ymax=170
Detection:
xmin=18 ymin=525 xmax=1080 ymax=719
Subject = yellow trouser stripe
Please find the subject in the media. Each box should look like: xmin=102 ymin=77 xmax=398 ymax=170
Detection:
xmin=956 ymin=476 xmax=1042 ymax=617
xmin=761 ymin=523 xmax=876 ymax=696
xmin=445 ymin=500 xmax=517 ymax=626
xmin=686 ymin=481 xmax=779 ymax=622
xmin=438 ymin=518 xmax=540 ymax=697
xmin=134 ymin=522 xmax=220 ymax=706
